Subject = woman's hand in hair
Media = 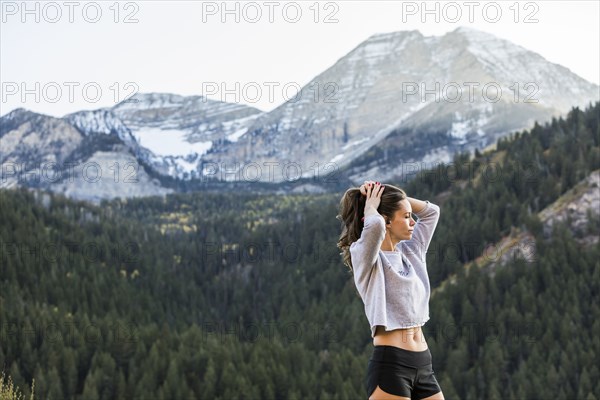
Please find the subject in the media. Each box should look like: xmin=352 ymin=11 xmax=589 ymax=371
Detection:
xmin=360 ymin=180 xmax=377 ymax=197
xmin=363 ymin=181 xmax=384 ymax=217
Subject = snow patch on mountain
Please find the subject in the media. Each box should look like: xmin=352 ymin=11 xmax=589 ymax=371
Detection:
xmin=130 ymin=127 xmax=213 ymax=158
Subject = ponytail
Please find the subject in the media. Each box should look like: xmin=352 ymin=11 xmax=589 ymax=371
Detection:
xmin=336 ymin=183 xmax=407 ymax=273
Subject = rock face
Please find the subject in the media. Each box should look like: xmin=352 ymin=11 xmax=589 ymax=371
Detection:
xmin=56 ymin=149 xmax=174 ymax=204
xmin=482 ymin=170 xmax=600 ymax=272
xmin=539 ymin=170 xmax=600 ymax=245
xmin=0 ymin=108 xmax=84 ymax=182
xmin=433 ymin=170 xmax=600 ymax=288
xmin=1 ymin=27 xmax=599 ymax=202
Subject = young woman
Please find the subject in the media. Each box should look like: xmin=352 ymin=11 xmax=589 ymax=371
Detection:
xmin=337 ymin=180 xmax=444 ymax=400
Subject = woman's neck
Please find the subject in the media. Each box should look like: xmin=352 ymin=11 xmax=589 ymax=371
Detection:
xmin=380 ymin=235 xmax=399 ymax=252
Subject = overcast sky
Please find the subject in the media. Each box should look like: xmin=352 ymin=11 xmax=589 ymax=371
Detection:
xmin=1 ymin=0 xmax=598 ymax=118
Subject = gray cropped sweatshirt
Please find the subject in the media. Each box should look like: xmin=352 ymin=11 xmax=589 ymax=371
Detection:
xmin=349 ymin=200 xmax=440 ymax=338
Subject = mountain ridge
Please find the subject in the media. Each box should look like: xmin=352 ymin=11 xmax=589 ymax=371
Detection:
xmin=1 ymin=27 xmax=598 ymax=202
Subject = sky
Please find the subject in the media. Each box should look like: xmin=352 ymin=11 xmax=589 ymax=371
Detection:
xmin=1 ymin=0 xmax=599 ymax=118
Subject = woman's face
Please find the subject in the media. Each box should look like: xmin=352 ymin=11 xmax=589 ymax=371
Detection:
xmin=387 ymin=199 xmax=416 ymax=241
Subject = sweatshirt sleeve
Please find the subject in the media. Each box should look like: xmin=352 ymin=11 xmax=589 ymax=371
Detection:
xmin=404 ymin=200 xmax=440 ymax=258
xmin=349 ymin=213 xmax=386 ymax=290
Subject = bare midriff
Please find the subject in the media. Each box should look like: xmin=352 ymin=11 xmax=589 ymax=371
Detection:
xmin=373 ymin=325 xmax=428 ymax=351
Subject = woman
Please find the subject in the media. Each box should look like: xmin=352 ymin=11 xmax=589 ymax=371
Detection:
xmin=337 ymin=180 xmax=444 ymax=400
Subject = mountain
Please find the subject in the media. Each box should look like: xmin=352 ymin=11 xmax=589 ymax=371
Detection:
xmin=0 ymin=107 xmax=174 ymax=202
xmin=66 ymin=93 xmax=263 ymax=180
xmin=1 ymin=27 xmax=598 ymax=202
xmin=204 ymin=26 xmax=598 ymax=182
xmin=0 ymin=95 xmax=264 ymax=203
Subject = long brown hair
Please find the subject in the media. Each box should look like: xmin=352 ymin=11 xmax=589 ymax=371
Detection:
xmin=336 ymin=183 xmax=407 ymax=272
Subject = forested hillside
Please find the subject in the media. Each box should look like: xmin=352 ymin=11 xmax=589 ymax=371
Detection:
xmin=1 ymin=102 xmax=598 ymax=399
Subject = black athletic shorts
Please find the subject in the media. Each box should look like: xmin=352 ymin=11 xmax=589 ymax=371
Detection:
xmin=365 ymin=345 xmax=442 ymax=399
